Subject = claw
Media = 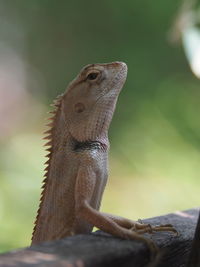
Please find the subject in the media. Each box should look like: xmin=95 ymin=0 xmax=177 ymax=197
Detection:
xmin=130 ymin=222 xmax=152 ymax=233
xmin=130 ymin=221 xmax=178 ymax=237
xmin=152 ymin=224 xmax=179 ymax=236
xmin=159 ymin=224 xmax=179 ymax=235
xmin=138 ymin=219 xmax=143 ymax=224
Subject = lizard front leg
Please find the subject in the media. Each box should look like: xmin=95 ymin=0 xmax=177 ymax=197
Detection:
xmin=75 ymin=166 xmax=158 ymax=254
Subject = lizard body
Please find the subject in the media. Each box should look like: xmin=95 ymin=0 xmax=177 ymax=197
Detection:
xmin=32 ymin=62 xmax=176 ymax=251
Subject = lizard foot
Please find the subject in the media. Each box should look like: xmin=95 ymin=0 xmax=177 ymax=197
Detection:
xmin=130 ymin=220 xmax=178 ymax=236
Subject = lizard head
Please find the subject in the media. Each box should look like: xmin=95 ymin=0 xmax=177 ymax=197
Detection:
xmin=61 ymin=61 xmax=127 ymax=144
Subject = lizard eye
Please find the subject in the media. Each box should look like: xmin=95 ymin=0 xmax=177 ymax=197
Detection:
xmin=86 ymin=71 xmax=99 ymax=81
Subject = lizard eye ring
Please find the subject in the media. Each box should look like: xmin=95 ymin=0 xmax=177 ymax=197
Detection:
xmin=86 ymin=71 xmax=100 ymax=81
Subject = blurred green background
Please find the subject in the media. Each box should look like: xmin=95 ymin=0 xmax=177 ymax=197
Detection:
xmin=0 ymin=0 xmax=200 ymax=253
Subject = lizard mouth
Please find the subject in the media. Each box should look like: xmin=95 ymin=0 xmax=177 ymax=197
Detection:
xmin=95 ymin=62 xmax=127 ymax=103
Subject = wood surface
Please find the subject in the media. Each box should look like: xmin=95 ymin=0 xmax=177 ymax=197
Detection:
xmin=0 ymin=209 xmax=198 ymax=267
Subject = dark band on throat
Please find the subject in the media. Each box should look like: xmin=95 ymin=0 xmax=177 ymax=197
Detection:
xmin=73 ymin=140 xmax=107 ymax=152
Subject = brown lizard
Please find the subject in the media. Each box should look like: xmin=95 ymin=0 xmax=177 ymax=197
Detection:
xmin=31 ymin=61 xmax=177 ymax=252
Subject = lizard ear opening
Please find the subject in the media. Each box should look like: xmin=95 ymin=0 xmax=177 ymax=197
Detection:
xmin=74 ymin=102 xmax=85 ymax=113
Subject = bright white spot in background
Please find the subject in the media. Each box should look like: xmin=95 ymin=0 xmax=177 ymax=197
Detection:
xmin=182 ymin=26 xmax=200 ymax=78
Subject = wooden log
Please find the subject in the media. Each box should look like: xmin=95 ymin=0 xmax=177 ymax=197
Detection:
xmin=186 ymin=211 xmax=200 ymax=267
xmin=0 ymin=208 xmax=199 ymax=267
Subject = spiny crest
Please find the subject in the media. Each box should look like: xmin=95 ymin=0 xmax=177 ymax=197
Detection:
xmin=32 ymin=94 xmax=63 ymax=240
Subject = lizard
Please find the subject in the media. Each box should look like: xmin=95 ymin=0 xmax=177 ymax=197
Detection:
xmin=31 ymin=61 xmax=177 ymax=253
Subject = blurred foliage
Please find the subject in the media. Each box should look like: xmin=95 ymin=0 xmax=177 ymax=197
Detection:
xmin=0 ymin=0 xmax=200 ymax=253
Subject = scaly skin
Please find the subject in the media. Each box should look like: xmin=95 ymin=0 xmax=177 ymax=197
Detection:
xmin=31 ymin=62 xmax=177 ymax=253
